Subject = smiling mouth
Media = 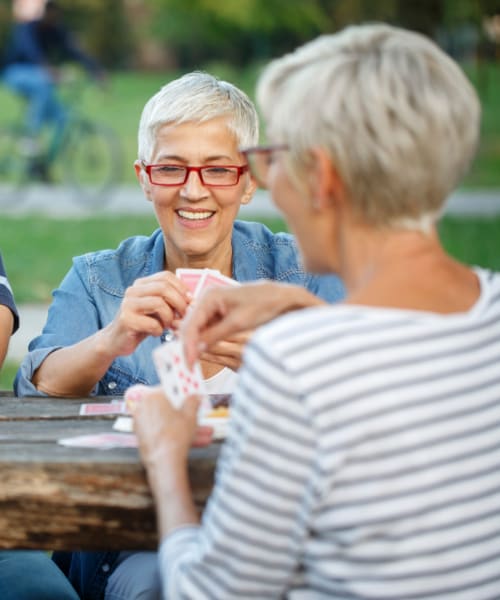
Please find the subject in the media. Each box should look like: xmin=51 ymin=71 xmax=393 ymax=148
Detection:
xmin=177 ymin=210 xmax=215 ymax=221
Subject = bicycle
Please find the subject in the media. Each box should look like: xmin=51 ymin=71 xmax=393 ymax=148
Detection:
xmin=0 ymin=69 xmax=123 ymax=208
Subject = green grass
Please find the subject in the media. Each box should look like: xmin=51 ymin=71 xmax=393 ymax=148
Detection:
xmin=0 ymin=62 xmax=498 ymax=186
xmin=464 ymin=63 xmax=500 ymax=188
xmin=1 ymin=214 xmax=159 ymax=303
xmin=0 ymin=362 xmax=17 ymax=391
xmin=1 ymin=213 xmax=499 ymax=306
xmin=0 ymin=214 xmax=499 ymax=390
xmin=438 ymin=216 xmax=500 ymax=270
xmin=0 ymin=214 xmax=286 ymax=303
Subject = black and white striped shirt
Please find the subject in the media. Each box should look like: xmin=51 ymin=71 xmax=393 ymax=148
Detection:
xmin=161 ymin=267 xmax=500 ymax=599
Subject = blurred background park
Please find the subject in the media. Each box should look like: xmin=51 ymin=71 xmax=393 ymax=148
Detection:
xmin=0 ymin=0 xmax=499 ymax=387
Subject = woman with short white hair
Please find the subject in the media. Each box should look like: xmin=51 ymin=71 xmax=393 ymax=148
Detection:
xmin=20 ymin=71 xmax=343 ymax=600
xmin=131 ymin=25 xmax=500 ymax=599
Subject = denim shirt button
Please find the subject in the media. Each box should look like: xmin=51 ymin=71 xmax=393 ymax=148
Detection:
xmin=102 ymin=563 xmax=110 ymax=573
xmin=108 ymin=381 xmax=117 ymax=390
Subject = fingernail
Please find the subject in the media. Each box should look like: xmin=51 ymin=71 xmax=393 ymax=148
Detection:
xmin=125 ymin=384 xmax=147 ymax=401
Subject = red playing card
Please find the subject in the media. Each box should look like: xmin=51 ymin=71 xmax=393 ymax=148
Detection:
xmin=194 ymin=269 xmax=240 ymax=298
xmin=79 ymin=402 xmax=127 ymax=416
xmin=175 ymin=268 xmax=204 ymax=294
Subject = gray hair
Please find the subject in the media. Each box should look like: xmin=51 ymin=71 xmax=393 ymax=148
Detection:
xmin=257 ymin=24 xmax=481 ymax=230
xmin=138 ymin=71 xmax=259 ymax=162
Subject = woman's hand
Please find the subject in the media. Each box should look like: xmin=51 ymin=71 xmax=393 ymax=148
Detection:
xmin=128 ymin=385 xmax=211 ymax=465
xmin=127 ymin=385 xmax=213 ymax=455
xmin=181 ymin=281 xmax=325 ymax=368
xmin=102 ymin=271 xmax=191 ymax=358
xmin=127 ymin=384 xmax=207 ymax=536
xmin=199 ymin=330 xmax=253 ymax=372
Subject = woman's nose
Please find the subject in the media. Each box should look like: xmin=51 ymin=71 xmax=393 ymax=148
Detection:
xmin=180 ymin=170 xmax=208 ymax=198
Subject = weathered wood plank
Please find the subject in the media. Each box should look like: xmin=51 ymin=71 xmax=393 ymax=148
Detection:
xmin=0 ymin=395 xmax=221 ymax=550
xmin=0 ymin=395 xmax=109 ymax=419
xmin=0 ymin=445 xmax=219 ymax=549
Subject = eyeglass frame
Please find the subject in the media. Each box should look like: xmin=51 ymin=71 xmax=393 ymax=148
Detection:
xmin=240 ymin=144 xmax=290 ymax=188
xmin=141 ymin=161 xmax=250 ymax=187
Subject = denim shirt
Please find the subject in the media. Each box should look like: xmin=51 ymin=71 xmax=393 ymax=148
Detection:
xmin=15 ymin=220 xmax=344 ymax=398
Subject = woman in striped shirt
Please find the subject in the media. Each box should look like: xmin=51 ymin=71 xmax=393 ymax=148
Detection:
xmin=130 ymin=24 xmax=500 ymax=599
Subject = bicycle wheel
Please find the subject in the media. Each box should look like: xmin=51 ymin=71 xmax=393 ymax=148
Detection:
xmin=60 ymin=119 xmax=123 ymax=206
xmin=0 ymin=125 xmax=28 ymax=209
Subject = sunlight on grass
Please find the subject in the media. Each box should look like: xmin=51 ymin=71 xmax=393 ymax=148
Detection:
xmin=0 ymin=361 xmax=18 ymax=392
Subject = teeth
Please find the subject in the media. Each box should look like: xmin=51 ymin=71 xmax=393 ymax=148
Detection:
xmin=177 ymin=210 xmax=213 ymax=220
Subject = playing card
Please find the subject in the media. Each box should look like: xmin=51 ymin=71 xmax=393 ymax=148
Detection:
xmin=58 ymin=432 xmax=137 ymax=449
xmin=153 ymin=338 xmax=206 ymax=409
xmin=113 ymin=416 xmax=134 ymax=433
xmin=79 ymin=402 xmax=127 ymax=416
xmin=175 ymin=268 xmax=204 ymax=294
xmin=194 ymin=268 xmax=239 ymax=298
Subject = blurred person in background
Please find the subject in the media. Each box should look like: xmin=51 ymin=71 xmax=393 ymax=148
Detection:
xmin=129 ymin=24 xmax=500 ymax=599
xmin=1 ymin=0 xmax=106 ymax=179
xmin=14 ymin=71 xmax=344 ymax=599
xmin=0 ymin=251 xmax=79 ymax=600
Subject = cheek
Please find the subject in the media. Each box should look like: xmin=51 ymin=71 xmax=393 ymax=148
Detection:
xmin=150 ymin=188 xmax=177 ymax=207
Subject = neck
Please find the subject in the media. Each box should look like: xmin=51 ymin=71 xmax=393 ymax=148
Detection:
xmin=163 ymin=242 xmax=233 ymax=278
xmin=338 ymin=223 xmax=479 ymax=314
xmin=340 ymin=225 xmax=439 ymax=291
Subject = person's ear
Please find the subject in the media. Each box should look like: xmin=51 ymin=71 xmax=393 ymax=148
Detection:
xmin=134 ymin=160 xmax=152 ymax=201
xmin=307 ymin=148 xmax=344 ymax=211
xmin=240 ymin=176 xmax=257 ymax=206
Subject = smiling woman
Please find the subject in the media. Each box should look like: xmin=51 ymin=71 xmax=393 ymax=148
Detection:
xmin=133 ymin=116 xmax=256 ymax=272
xmin=15 ymin=71 xmax=345 ymax=600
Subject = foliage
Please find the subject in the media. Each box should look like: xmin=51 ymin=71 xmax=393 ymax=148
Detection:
xmin=0 ymin=0 xmax=499 ymax=69
xmin=143 ymin=0 xmax=500 ymax=66
xmin=0 ymin=0 xmax=134 ymax=69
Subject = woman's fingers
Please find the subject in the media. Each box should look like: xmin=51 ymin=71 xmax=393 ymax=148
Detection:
xmin=128 ymin=386 xmax=204 ymax=462
xmin=192 ymin=425 xmax=214 ymax=447
xmin=199 ymin=331 xmax=253 ymax=371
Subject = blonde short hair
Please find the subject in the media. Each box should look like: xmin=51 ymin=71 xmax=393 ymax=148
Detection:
xmin=257 ymin=24 xmax=480 ymax=229
xmin=138 ymin=71 xmax=259 ymax=162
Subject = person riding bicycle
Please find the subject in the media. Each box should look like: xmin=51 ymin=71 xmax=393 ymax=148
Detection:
xmin=1 ymin=0 xmax=106 ymax=180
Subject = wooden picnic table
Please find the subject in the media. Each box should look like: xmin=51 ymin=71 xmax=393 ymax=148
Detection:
xmin=0 ymin=391 xmax=220 ymax=551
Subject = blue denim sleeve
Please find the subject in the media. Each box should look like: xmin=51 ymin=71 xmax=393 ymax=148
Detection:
xmin=14 ymin=258 xmax=101 ymax=397
xmin=304 ymin=273 xmax=345 ymax=304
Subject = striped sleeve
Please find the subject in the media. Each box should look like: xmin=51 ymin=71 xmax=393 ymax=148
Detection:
xmin=159 ymin=337 xmax=319 ymax=599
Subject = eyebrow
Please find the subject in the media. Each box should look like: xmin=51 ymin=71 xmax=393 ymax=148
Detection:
xmin=155 ymin=154 xmax=235 ymax=163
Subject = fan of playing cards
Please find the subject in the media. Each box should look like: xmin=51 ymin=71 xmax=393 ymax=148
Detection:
xmin=153 ymin=267 xmax=239 ymax=409
xmin=176 ymin=267 xmax=239 ymax=297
